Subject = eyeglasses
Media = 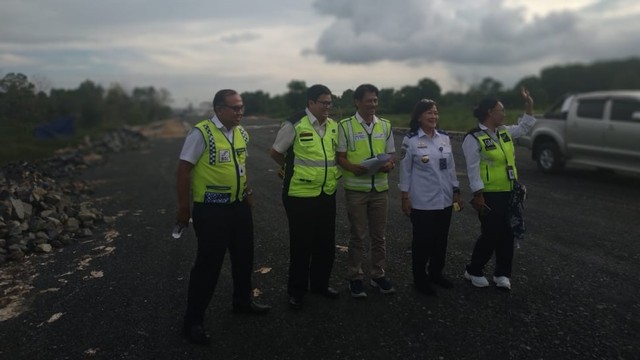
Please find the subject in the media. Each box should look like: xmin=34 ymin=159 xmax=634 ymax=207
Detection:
xmin=221 ymin=104 xmax=245 ymax=112
xmin=315 ymin=100 xmax=332 ymax=107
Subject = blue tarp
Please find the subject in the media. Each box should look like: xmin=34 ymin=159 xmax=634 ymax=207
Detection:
xmin=34 ymin=115 xmax=75 ymax=139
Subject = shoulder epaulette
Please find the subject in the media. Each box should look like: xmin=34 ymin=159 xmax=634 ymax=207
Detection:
xmin=378 ymin=117 xmax=391 ymax=125
xmin=406 ymin=131 xmax=418 ymax=138
xmin=437 ymin=129 xmax=449 ymax=136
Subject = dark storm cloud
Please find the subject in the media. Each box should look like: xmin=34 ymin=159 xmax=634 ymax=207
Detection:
xmin=311 ymin=0 xmax=639 ymax=66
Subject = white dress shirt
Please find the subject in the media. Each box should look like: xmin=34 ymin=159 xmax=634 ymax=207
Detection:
xmin=462 ymin=113 xmax=537 ymax=193
xmin=179 ymin=115 xmax=240 ymax=164
xmin=398 ymin=129 xmax=460 ymax=210
xmin=271 ymin=108 xmax=328 ymax=154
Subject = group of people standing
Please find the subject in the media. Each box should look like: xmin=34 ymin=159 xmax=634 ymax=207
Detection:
xmin=175 ymin=84 xmax=536 ymax=345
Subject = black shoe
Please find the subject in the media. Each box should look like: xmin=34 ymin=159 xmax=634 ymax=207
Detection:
xmin=310 ymin=287 xmax=340 ymax=299
xmin=414 ymin=282 xmax=437 ymax=296
xmin=232 ymin=301 xmax=271 ymax=315
xmin=430 ymin=275 xmax=454 ymax=289
xmin=182 ymin=324 xmax=211 ymax=345
xmin=289 ymin=296 xmax=303 ymax=310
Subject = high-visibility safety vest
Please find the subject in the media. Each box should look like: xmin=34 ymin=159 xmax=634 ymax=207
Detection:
xmin=338 ymin=116 xmax=391 ymax=192
xmin=192 ymin=120 xmax=249 ymax=204
xmin=283 ymin=112 xmax=340 ymax=197
xmin=468 ymin=126 xmax=517 ymax=192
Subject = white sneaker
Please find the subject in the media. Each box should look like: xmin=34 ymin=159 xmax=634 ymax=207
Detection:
xmin=493 ymin=276 xmax=511 ymax=290
xmin=464 ymin=271 xmax=489 ymax=288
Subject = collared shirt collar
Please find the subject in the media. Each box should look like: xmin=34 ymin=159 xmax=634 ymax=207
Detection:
xmin=418 ymin=128 xmax=441 ymax=139
xmin=355 ymin=112 xmax=378 ymax=125
xmin=210 ymin=115 xmax=234 ymax=132
xmin=305 ymin=108 xmax=318 ymax=125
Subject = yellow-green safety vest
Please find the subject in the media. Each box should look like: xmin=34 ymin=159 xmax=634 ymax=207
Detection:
xmin=192 ymin=120 xmax=249 ymax=203
xmin=339 ymin=116 xmax=391 ymax=192
xmin=470 ymin=127 xmax=517 ymax=192
xmin=285 ymin=115 xmax=340 ymax=197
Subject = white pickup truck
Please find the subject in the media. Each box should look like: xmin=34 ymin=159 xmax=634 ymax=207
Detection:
xmin=518 ymin=90 xmax=640 ymax=174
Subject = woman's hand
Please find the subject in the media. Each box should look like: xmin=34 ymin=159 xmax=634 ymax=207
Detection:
xmin=401 ymin=197 xmax=411 ymax=216
xmin=521 ymin=87 xmax=534 ymax=115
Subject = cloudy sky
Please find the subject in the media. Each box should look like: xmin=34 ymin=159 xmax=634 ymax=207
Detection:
xmin=1 ymin=0 xmax=639 ymax=107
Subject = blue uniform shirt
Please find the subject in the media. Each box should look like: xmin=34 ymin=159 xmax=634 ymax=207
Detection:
xmin=398 ymin=129 xmax=459 ymax=210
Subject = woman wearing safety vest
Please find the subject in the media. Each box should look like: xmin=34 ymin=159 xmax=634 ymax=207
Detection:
xmin=462 ymin=87 xmax=536 ymax=290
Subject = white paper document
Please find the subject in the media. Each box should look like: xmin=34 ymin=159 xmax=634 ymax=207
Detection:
xmin=360 ymin=153 xmax=391 ymax=176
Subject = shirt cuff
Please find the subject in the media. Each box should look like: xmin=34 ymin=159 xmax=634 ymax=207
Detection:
xmin=469 ymin=181 xmax=484 ymax=193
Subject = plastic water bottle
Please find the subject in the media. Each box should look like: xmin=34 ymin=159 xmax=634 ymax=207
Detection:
xmin=172 ymin=223 xmax=186 ymax=239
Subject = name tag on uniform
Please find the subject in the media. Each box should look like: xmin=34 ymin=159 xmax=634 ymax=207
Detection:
xmin=506 ymin=165 xmax=516 ymax=180
xmin=483 ymin=139 xmax=497 ymax=150
xmin=439 ymin=158 xmax=447 ymax=170
xmin=500 ymin=132 xmax=512 ymax=143
xmin=373 ymin=133 xmax=385 ymax=139
xmin=354 ymin=132 xmax=366 ymax=141
xmin=219 ymin=149 xmax=231 ymax=163
xmin=300 ymin=131 xmax=314 ymax=142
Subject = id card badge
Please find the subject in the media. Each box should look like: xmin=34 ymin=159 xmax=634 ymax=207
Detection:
xmin=439 ymin=158 xmax=447 ymax=170
xmin=506 ymin=165 xmax=516 ymax=180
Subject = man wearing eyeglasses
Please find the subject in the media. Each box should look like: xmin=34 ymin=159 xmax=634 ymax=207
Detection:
xmin=176 ymin=89 xmax=270 ymax=346
xmin=270 ymin=84 xmax=341 ymax=310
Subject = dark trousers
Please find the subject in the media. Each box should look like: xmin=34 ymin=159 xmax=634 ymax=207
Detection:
xmin=466 ymin=191 xmax=514 ymax=277
xmin=410 ymin=206 xmax=453 ymax=285
xmin=184 ymin=201 xmax=253 ymax=327
xmin=283 ymin=193 xmax=336 ymax=298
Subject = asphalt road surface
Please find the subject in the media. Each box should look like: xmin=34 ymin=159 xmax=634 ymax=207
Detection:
xmin=1 ymin=117 xmax=639 ymax=360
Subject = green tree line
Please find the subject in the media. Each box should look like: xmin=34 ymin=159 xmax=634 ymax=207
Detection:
xmin=239 ymin=57 xmax=640 ymax=117
xmin=2 ymin=57 xmax=639 ymax=133
xmin=0 ymin=73 xmax=173 ymax=131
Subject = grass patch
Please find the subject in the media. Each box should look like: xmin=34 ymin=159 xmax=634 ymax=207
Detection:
xmin=0 ymin=122 xmax=118 ymax=166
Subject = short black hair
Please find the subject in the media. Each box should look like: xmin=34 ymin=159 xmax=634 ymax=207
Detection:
xmin=473 ymin=97 xmax=499 ymax=123
xmin=212 ymin=89 xmax=239 ymax=109
xmin=353 ymin=84 xmax=379 ymax=101
xmin=306 ymin=84 xmax=332 ymax=103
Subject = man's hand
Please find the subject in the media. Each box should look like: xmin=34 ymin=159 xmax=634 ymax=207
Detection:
xmin=453 ymin=192 xmax=463 ymax=211
xmin=379 ymin=160 xmax=395 ymax=173
xmin=246 ymin=192 xmax=254 ymax=209
xmin=351 ymin=164 xmax=369 ymax=176
xmin=176 ymin=205 xmax=190 ymax=227
xmin=471 ymin=192 xmax=485 ymax=213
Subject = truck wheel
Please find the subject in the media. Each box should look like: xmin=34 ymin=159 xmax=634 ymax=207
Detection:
xmin=536 ymin=142 xmax=564 ymax=173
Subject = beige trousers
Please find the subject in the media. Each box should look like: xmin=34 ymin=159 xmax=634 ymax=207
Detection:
xmin=345 ymin=190 xmax=389 ymax=280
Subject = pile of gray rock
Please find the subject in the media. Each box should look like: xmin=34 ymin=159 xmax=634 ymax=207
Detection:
xmin=0 ymin=128 xmax=147 ymax=265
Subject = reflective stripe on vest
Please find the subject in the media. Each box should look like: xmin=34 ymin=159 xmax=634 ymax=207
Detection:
xmin=287 ymin=116 xmax=339 ymax=197
xmin=473 ymin=129 xmax=517 ymax=192
xmin=192 ymin=120 xmax=248 ymax=203
xmin=339 ymin=116 xmax=390 ymax=192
